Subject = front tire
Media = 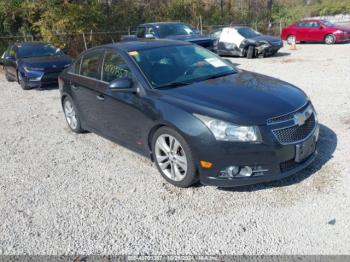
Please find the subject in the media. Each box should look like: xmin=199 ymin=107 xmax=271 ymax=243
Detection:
xmin=63 ymin=97 xmax=84 ymax=133
xmin=325 ymin=34 xmax=335 ymax=45
xmin=152 ymin=127 xmax=198 ymax=188
xmin=246 ymin=46 xmax=255 ymax=59
xmin=17 ymin=72 xmax=31 ymax=90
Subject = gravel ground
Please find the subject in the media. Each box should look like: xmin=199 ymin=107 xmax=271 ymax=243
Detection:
xmin=0 ymin=43 xmax=350 ymax=255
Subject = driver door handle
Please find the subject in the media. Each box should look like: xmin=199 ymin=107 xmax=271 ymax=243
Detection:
xmin=96 ymin=94 xmax=105 ymax=101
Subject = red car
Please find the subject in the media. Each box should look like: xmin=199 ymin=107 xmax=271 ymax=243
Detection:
xmin=281 ymin=19 xmax=350 ymax=45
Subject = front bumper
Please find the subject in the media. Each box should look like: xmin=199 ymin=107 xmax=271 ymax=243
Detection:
xmin=22 ymin=70 xmax=62 ymax=88
xmin=196 ymin=121 xmax=319 ymax=188
xmin=335 ymin=33 xmax=350 ymax=42
xmin=257 ymin=44 xmax=283 ymax=56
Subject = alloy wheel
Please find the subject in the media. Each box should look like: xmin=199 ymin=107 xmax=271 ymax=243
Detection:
xmin=155 ymin=134 xmax=188 ymax=182
xmin=325 ymin=35 xmax=335 ymax=45
xmin=64 ymin=99 xmax=78 ymax=130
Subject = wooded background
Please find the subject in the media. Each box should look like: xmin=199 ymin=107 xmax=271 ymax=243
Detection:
xmin=0 ymin=0 xmax=349 ymax=56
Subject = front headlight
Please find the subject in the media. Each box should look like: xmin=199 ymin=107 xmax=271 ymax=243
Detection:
xmin=334 ymin=30 xmax=344 ymax=34
xmin=194 ymin=114 xmax=261 ymax=142
xmin=24 ymin=66 xmax=45 ymax=72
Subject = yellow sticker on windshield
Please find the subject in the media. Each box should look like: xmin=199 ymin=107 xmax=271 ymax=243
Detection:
xmin=128 ymin=51 xmax=138 ymax=56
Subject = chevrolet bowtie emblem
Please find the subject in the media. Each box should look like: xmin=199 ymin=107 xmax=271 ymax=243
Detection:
xmin=294 ymin=113 xmax=306 ymax=126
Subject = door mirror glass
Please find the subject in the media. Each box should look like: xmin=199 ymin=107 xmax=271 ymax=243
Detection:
xmin=109 ymin=77 xmax=133 ymax=90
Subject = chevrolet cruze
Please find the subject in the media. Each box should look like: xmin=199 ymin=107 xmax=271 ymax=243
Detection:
xmin=59 ymin=40 xmax=319 ymax=188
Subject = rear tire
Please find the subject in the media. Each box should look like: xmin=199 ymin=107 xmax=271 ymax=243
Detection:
xmin=246 ymin=46 xmax=255 ymax=59
xmin=63 ymin=97 xmax=84 ymax=133
xmin=325 ymin=34 xmax=335 ymax=45
xmin=152 ymin=127 xmax=198 ymax=188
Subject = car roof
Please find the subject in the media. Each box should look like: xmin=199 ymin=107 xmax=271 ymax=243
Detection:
xmin=103 ymin=39 xmax=190 ymax=52
xmin=297 ymin=19 xmax=322 ymax=23
xmin=139 ymin=22 xmax=185 ymax=26
xmin=211 ymin=26 xmax=250 ymax=32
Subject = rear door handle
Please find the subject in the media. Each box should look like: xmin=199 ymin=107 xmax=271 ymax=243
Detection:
xmin=96 ymin=94 xmax=105 ymax=101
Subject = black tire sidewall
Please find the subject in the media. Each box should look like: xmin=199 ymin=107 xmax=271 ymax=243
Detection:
xmin=152 ymin=127 xmax=198 ymax=188
xmin=18 ymin=72 xmax=30 ymax=90
xmin=246 ymin=46 xmax=255 ymax=59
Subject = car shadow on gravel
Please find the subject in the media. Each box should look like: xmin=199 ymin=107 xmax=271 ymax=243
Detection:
xmin=34 ymin=85 xmax=59 ymax=91
xmin=218 ymin=124 xmax=337 ymax=192
xmin=271 ymin=52 xmax=291 ymax=58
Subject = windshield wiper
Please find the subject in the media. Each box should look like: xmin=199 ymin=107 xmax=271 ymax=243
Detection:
xmin=193 ymin=71 xmax=236 ymax=82
xmin=155 ymin=81 xmax=192 ymax=89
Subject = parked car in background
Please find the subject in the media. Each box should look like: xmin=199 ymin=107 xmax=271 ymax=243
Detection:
xmin=121 ymin=22 xmax=214 ymax=50
xmin=209 ymin=26 xmax=283 ymax=58
xmin=281 ymin=19 xmax=350 ymax=45
xmin=2 ymin=42 xmax=71 ymax=90
xmin=59 ymin=40 xmax=319 ymax=188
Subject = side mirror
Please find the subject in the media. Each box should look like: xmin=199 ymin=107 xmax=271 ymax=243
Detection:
xmin=145 ymin=34 xmax=155 ymax=39
xmin=109 ymin=77 xmax=135 ymax=92
xmin=4 ymin=54 xmax=15 ymax=60
xmin=319 ymin=26 xmax=324 ymax=29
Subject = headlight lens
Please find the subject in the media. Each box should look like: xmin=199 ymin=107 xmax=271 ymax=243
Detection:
xmin=334 ymin=30 xmax=344 ymax=34
xmin=24 ymin=66 xmax=45 ymax=72
xmin=194 ymin=114 xmax=261 ymax=142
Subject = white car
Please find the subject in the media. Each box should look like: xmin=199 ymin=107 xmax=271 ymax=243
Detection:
xmin=209 ymin=26 xmax=283 ymax=58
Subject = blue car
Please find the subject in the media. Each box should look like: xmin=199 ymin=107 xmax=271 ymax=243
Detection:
xmin=2 ymin=42 xmax=72 ymax=90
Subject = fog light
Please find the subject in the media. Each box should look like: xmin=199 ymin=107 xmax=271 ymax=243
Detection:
xmin=239 ymin=166 xmax=253 ymax=177
xmin=220 ymin=166 xmax=240 ymax=177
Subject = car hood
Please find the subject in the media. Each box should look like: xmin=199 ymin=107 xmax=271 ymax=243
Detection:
xmin=165 ymin=34 xmax=213 ymax=42
xmin=160 ymin=71 xmax=308 ymax=126
xmin=250 ymin=35 xmax=283 ymax=45
xmin=20 ymin=55 xmax=72 ymax=71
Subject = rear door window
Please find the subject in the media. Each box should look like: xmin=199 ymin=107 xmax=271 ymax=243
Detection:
xmin=80 ymin=51 xmax=102 ymax=79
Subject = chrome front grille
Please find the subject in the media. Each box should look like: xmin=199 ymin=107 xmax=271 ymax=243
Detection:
xmin=272 ymin=113 xmax=316 ymax=145
xmin=267 ymin=103 xmax=309 ymax=124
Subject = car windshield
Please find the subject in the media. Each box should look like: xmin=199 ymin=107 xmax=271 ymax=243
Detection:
xmin=129 ymin=44 xmax=237 ymax=88
xmin=17 ymin=44 xmax=63 ymax=58
xmin=321 ymin=20 xmax=336 ymax=27
xmin=237 ymin=27 xmax=261 ymax=38
xmin=156 ymin=23 xmax=197 ymax=38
